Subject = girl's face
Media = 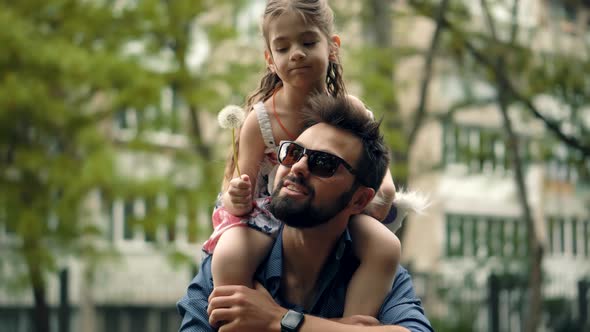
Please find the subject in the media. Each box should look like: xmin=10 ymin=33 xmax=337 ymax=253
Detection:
xmin=265 ymin=11 xmax=338 ymax=91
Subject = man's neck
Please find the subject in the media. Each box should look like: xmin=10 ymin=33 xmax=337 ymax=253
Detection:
xmin=280 ymin=222 xmax=346 ymax=310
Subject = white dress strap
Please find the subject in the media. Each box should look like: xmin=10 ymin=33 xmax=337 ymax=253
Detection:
xmin=254 ymin=102 xmax=277 ymax=150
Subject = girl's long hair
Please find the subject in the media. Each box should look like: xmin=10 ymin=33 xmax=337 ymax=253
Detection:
xmin=223 ymin=0 xmax=347 ymax=187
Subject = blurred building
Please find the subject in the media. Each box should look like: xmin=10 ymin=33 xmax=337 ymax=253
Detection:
xmin=1 ymin=1 xmax=588 ymax=332
xmin=0 ymin=81 xmax=209 ymax=332
xmin=393 ymin=0 xmax=590 ymax=330
xmin=0 ymin=1 xmax=266 ymax=332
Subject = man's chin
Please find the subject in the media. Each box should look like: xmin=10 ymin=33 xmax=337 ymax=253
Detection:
xmin=270 ymin=195 xmax=307 ymax=215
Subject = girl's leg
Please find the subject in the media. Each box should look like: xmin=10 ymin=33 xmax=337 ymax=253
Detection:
xmin=211 ymin=226 xmax=274 ymax=288
xmin=345 ymin=214 xmax=401 ymax=317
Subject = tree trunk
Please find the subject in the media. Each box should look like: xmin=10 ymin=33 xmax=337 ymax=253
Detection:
xmin=496 ymin=84 xmax=543 ymax=332
xmin=407 ymin=0 xmax=449 ymax=149
xmin=26 ymin=254 xmax=50 ymax=332
xmin=362 ymin=0 xmax=412 ymax=237
xmin=478 ymin=0 xmax=544 ymax=329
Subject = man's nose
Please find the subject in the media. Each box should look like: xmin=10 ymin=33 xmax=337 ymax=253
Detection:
xmin=290 ymin=155 xmax=310 ymax=177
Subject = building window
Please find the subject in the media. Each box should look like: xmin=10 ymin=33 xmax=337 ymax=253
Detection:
xmin=443 ymin=122 xmax=589 ymax=186
xmin=123 ymin=199 xmax=135 ymax=240
xmin=547 ymin=215 xmax=589 ymax=258
xmin=584 ymin=221 xmax=590 ymax=257
xmin=445 ymin=214 xmax=530 ymax=258
xmin=549 ymin=0 xmax=577 ymax=21
xmin=543 ymin=142 xmax=590 ymax=184
xmin=0 ymin=194 xmax=17 ymax=237
xmin=442 ymin=122 xmax=532 ymax=173
xmin=113 ymin=86 xmax=184 ymax=134
xmin=105 ymin=194 xmax=184 ymax=244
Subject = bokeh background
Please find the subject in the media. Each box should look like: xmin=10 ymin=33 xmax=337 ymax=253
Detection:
xmin=0 ymin=0 xmax=589 ymax=331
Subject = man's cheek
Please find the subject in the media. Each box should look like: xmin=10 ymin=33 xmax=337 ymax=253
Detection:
xmin=273 ymin=166 xmax=289 ymax=190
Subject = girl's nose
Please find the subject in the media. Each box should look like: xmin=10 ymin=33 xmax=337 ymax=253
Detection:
xmin=290 ymin=48 xmax=306 ymax=61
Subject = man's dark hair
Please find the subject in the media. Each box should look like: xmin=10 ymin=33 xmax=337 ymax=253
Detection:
xmin=301 ymin=93 xmax=390 ymax=192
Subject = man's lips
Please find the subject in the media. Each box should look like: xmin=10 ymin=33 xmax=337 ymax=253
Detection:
xmin=281 ymin=178 xmax=309 ymax=196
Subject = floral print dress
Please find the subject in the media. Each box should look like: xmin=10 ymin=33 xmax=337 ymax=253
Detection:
xmin=202 ymin=102 xmax=282 ymax=254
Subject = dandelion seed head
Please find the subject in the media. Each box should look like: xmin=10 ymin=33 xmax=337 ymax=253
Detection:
xmin=218 ymin=105 xmax=245 ymax=129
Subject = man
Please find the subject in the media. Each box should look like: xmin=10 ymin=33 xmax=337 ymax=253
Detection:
xmin=177 ymin=94 xmax=433 ymax=331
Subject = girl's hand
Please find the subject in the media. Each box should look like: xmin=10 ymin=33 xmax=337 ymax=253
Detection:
xmin=224 ymin=174 xmax=253 ymax=216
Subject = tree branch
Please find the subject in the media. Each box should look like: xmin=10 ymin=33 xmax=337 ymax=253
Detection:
xmin=442 ymin=17 xmax=590 ymax=157
xmin=479 ymin=0 xmax=498 ymax=41
xmin=432 ymin=97 xmax=497 ymax=121
xmin=480 ymin=2 xmax=543 ymax=331
xmin=408 ymin=0 xmax=450 ymax=148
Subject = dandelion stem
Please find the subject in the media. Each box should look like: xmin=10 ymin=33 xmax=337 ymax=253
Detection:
xmin=232 ymin=129 xmax=241 ymax=176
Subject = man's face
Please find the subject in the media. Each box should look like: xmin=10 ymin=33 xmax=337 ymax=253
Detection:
xmin=269 ymin=123 xmax=362 ymax=228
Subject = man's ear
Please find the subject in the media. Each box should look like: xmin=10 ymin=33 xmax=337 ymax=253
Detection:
xmin=265 ymin=49 xmax=275 ymax=72
xmin=349 ymin=187 xmax=375 ymax=214
xmin=329 ymin=35 xmax=341 ymax=61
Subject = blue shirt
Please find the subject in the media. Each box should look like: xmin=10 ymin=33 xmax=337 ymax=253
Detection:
xmin=177 ymin=227 xmax=433 ymax=331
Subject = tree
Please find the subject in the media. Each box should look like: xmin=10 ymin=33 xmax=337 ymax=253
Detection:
xmin=340 ymin=0 xmax=451 ymax=240
xmin=0 ymin=1 xmax=254 ymax=331
xmin=408 ymin=0 xmax=590 ymax=330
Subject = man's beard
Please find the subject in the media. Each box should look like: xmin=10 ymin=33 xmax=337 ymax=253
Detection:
xmin=269 ymin=175 xmax=358 ymax=228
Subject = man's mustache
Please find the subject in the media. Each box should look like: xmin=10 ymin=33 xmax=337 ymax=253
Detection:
xmin=277 ymin=174 xmax=313 ymax=195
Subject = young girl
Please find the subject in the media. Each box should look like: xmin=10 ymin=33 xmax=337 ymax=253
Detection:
xmin=203 ymin=0 xmax=400 ymax=317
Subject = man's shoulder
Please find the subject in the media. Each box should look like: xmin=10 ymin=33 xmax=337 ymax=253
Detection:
xmin=184 ymin=254 xmax=214 ymax=294
xmin=177 ymin=255 xmax=216 ymax=332
xmin=378 ymin=265 xmax=434 ymax=331
xmin=387 ymin=265 xmax=415 ymax=300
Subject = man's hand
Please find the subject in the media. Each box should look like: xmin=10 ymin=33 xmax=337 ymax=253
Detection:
xmin=208 ymin=283 xmax=287 ymax=332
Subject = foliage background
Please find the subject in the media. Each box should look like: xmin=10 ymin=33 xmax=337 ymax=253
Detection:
xmin=1 ymin=1 xmax=589 ymax=332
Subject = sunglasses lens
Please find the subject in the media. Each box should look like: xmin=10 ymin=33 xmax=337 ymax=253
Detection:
xmin=278 ymin=142 xmax=344 ymax=178
xmin=279 ymin=142 xmax=303 ymax=166
xmin=308 ymin=152 xmax=339 ymax=177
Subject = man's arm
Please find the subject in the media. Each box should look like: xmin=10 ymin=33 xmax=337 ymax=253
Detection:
xmin=208 ymin=284 xmax=411 ymax=332
xmin=208 ymin=268 xmax=433 ymax=332
xmin=377 ymin=267 xmax=433 ymax=332
xmin=177 ymin=256 xmax=215 ymax=332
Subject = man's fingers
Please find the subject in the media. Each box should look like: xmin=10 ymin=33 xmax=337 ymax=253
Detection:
xmin=207 ymin=290 xmax=248 ymax=313
xmin=209 ymin=285 xmax=249 ymax=301
xmin=254 ymin=281 xmax=271 ymax=296
xmin=208 ymin=308 xmax=234 ymax=328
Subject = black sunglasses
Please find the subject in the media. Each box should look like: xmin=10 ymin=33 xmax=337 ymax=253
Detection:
xmin=277 ymin=141 xmax=357 ymax=178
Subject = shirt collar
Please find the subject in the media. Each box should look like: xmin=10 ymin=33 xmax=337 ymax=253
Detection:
xmin=255 ymin=225 xmax=354 ymax=299
xmin=254 ymin=225 xmax=284 ymax=290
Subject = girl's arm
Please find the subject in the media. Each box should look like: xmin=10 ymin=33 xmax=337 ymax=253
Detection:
xmin=211 ymin=111 xmax=276 ymax=288
xmin=221 ymin=110 xmax=266 ymax=216
xmin=346 ymin=214 xmax=401 ymax=317
xmin=364 ymin=168 xmax=395 ymax=222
